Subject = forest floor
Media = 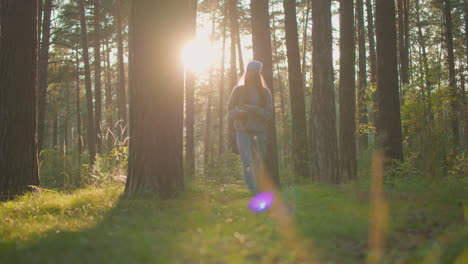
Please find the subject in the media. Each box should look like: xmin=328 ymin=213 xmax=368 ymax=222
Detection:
xmin=0 ymin=176 xmax=467 ymax=264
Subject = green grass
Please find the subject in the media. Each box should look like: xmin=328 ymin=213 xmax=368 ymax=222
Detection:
xmin=0 ymin=177 xmax=467 ymax=264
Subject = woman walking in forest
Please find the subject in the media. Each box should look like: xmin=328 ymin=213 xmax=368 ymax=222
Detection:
xmin=227 ymin=60 xmax=274 ymax=193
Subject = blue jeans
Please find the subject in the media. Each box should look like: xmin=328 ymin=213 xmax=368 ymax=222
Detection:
xmin=236 ymin=130 xmax=266 ymax=193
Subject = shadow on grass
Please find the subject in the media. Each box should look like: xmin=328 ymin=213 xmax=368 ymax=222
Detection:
xmin=0 ymin=193 xmax=194 ymax=264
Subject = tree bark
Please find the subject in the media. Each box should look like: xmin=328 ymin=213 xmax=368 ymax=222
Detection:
xmin=301 ymin=0 xmax=311 ymax=79
xmin=310 ymin=0 xmax=339 ymax=183
xmin=443 ymin=0 xmax=459 ymax=146
xmin=204 ymin=14 xmax=215 ymax=174
xmin=283 ymin=0 xmax=309 ymax=179
xmin=0 ymin=0 xmax=40 ymax=197
xmin=65 ymin=84 xmax=70 ymax=153
xmin=251 ymin=0 xmax=280 ymax=188
xmin=464 ymin=0 xmax=468 ymax=146
xmin=415 ymin=0 xmax=433 ymax=124
xmin=357 ymin=0 xmax=368 ymax=149
xmin=365 ymin=0 xmax=377 ymax=84
xmin=125 ymin=0 xmax=187 ymax=197
xmin=184 ymin=0 xmax=197 ymax=178
xmin=52 ymin=110 xmax=58 ymax=147
xmin=115 ymin=0 xmax=127 ymax=128
xmin=375 ymin=0 xmax=404 ymax=161
xmin=397 ymin=0 xmax=409 ymax=85
xmin=228 ymin=0 xmax=238 ymax=154
xmin=233 ymin=0 xmax=244 ymax=73
xmin=79 ymin=0 xmax=96 ymax=164
xmin=94 ymin=0 xmax=102 ymax=154
xmin=339 ymin=0 xmax=357 ymax=181
xmin=271 ymin=13 xmax=287 ymax=129
xmin=38 ymin=0 xmax=53 ymax=153
xmin=104 ymin=38 xmax=113 ymax=151
xmin=218 ymin=3 xmax=227 ymax=155
xmin=76 ymin=50 xmax=82 ymax=170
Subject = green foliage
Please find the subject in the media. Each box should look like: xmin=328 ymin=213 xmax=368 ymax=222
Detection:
xmin=39 ymin=147 xmax=76 ymax=188
xmin=200 ymin=152 xmax=243 ymax=183
xmin=81 ymin=145 xmax=128 ymax=187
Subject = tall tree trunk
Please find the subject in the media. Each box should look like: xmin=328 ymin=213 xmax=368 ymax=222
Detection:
xmin=251 ymin=0 xmax=280 ymax=188
xmin=204 ymin=89 xmax=213 ymax=173
xmin=94 ymin=0 xmax=102 ymax=154
xmin=204 ymin=14 xmax=215 ymax=174
xmin=464 ymin=0 xmax=468 ymax=146
xmin=415 ymin=0 xmax=433 ymax=124
xmin=310 ymin=0 xmax=339 ymax=183
xmin=357 ymin=0 xmax=368 ymax=149
xmin=115 ymin=0 xmax=127 ymax=128
xmin=104 ymin=38 xmax=113 ymax=151
xmin=301 ymin=0 xmax=311 ymax=79
xmin=228 ymin=0 xmax=239 ymax=154
xmin=271 ymin=13 xmax=287 ymax=129
xmin=339 ymin=0 xmax=357 ymax=181
xmin=79 ymin=0 xmax=96 ymax=164
xmin=233 ymin=1 xmax=244 ymax=73
xmin=404 ymin=0 xmax=409 ymax=79
xmin=53 ymin=110 xmax=58 ymax=147
xmin=218 ymin=3 xmax=227 ymax=155
xmin=465 ymin=0 xmax=468 ymax=68
xmin=76 ymin=50 xmax=82 ymax=178
xmin=443 ymin=0 xmax=459 ymax=146
xmin=283 ymin=0 xmax=309 ymax=179
xmin=38 ymin=0 xmax=53 ymax=153
xmin=184 ymin=0 xmax=197 ymax=178
xmin=65 ymin=85 xmax=70 ymax=153
xmin=375 ymin=0 xmax=404 ymax=161
xmin=125 ymin=0 xmax=187 ymax=197
xmin=397 ymin=0 xmax=409 ymax=85
xmin=365 ymin=0 xmax=377 ymax=84
xmin=0 ymin=0 xmax=40 ymax=197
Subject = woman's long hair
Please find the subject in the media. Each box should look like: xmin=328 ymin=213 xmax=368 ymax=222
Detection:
xmin=236 ymin=69 xmax=268 ymax=106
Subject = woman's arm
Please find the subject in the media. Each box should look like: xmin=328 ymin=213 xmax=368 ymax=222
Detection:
xmin=227 ymin=86 xmax=247 ymax=120
xmin=244 ymin=88 xmax=273 ymax=121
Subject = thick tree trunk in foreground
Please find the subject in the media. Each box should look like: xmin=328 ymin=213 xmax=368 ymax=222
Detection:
xmin=375 ymin=0 xmax=403 ymax=161
xmin=283 ymin=0 xmax=309 ymax=179
xmin=125 ymin=0 xmax=187 ymax=197
xmin=0 ymin=0 xmax=40 ymax=197
xmin=79 ymin=0 xmax=96 ymax=164
xmin=184 ymin=0 xmax=197 ymax=178
xmin=339 ymin=0 xmax=357 ymax=181
xmin=251 ymin=0 xmax=280 ymax=188
xmin=94 ymin=0 xmax=102 ymax=153
xmin=310 ymin=0 xmax=339 ymax=183
xmin=357 ymin=0 xmax=368 ymax=149
xmin=38 ymin=0 xmax=53 ymax=153
xmin=443 ymin=0 xmax=459 ymax=146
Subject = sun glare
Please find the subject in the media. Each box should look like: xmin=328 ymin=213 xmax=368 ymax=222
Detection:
xmin=182 ymin=35 xmax=214 ymax=73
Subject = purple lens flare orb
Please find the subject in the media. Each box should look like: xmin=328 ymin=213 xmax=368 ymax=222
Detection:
xmin=248 ymin=192 xmax=274 ymax=212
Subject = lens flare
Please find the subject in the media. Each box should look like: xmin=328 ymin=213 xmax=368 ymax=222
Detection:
xmin=248 ymin=192 xmax=274 ymax=212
